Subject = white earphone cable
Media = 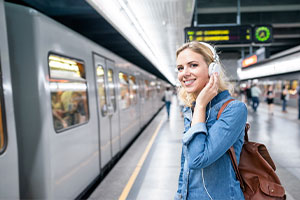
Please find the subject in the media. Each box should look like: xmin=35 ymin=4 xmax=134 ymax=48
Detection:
xmin=202 ymin=168 xmax=213 ymax=200
xmin=203 ymin=101 xmax=213 ymax=200
xmin=205 ymin=101 xmax=211 ymax=123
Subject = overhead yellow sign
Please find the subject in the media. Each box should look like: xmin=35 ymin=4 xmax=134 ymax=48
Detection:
xmin=185 ymin=25 xmax=272 ymax=44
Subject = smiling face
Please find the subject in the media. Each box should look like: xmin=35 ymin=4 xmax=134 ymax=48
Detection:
xmin=177 ymin=49 xmax=210 ymax=95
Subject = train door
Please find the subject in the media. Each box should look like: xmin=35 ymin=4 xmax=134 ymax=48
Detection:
xmin=138 ymin=78 xmax=145 ymax=127
xmin=0 ymin=0 xmax=19 ymax=198
xmin=94 ymin=54 xmax=119 ymax=168
xmin=106 ymin=60 xmax=120 ymax=158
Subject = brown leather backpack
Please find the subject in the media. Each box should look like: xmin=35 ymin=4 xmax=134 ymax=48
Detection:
xmin=218 ymin=99 xmax=286 ymax=200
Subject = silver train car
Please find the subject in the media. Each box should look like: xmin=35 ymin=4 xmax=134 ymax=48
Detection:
xmin=0 ymin=1 xmax=167 ymax=199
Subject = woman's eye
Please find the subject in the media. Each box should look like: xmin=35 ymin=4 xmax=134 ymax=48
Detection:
xmin=177 ymin=66 xmax=184 ymax=71
xmin=191 ymin=64 xmax=198 ymax=68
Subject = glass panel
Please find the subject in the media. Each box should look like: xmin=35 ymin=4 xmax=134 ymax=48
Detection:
xmin=150 ymin=81 xmax=156 ymax=97
xmin=107 ymin=69 xmax=116 ymax=112
xmin=96 ymin=66 xmax=108 ymax=116
xmin=144 ymin=80 xmax=150 ymax=100
xmin=49 ymin=54 xmax=86 ymax=81
xmin=291 ymin=80 xmax=298 ymax=90
xmin=49 ymin=54 xmax=89 ymax=132
xmin=119 ymin=72 xmax=130 ymax=109
xmin=0 ymin=99 xmax=5 ymax=153
xmin=156 ymin=81 xmax=161 ymax=94
xmin=129 ymin=75 xmax=137 ymax=104
xmin=139 ymin=80 xmax=145 ymax=99
xmin=0 ymin=56 xmax=7 ymax=154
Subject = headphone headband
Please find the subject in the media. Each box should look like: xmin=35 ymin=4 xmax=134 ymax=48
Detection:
xmin=198 ymin=42 xmax=219 ymax=63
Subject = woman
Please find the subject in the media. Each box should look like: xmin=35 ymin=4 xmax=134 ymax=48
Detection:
xmin=164 ymin=87 xmax=173 ymax=119
xmin=281 ymin=85 xmax=289 ymax=113
xmin=266 ymin=85 xmax=275 ymax=115
xmin=175 ymin=41 xmax=247 ymax=200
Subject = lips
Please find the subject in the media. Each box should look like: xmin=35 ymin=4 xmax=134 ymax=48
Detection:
xmin=184 ymin=79 xmax=195 ymax=86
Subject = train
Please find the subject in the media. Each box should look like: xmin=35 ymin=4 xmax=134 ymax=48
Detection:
xmin=0 ymin=1 xmax=168 ymax=199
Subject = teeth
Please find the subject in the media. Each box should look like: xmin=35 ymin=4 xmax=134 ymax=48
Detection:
xmin=185 ymin=80 xmax=194 ymax=84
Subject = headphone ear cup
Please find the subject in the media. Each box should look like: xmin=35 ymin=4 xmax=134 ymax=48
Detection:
xmin=208 ymin=62 xmax=215 ymax=76
xmin=208 ymin=62 xmax=220 ymax=76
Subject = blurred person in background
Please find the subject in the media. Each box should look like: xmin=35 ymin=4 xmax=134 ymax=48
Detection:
xmin=251 ymin=82 xmax=261 ymax=112
xmin=281 ymin=86 xmax=289 ymax=113
xmin=164 ymin=87 xmax=173 ymax=119
xmin=178 ymin=94 xmax=185 ymax=118
xmin=265 ymin=85 xmax=275 ymax=115
xmin=245 ymin=84 xmax=252 ymax=106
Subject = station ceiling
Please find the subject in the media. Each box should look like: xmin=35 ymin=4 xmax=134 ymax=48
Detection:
xmin=6 ymin=0 xmax=170 ymax=82
xmin=6 ymin=0 xmax=300 ymax=83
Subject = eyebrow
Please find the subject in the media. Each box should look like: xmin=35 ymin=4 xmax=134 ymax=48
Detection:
xmin=176 ymin=60 xmax=199 ymax=67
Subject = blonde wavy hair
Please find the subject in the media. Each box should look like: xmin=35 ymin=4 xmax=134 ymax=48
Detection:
xmin=176 ymin=41 xmax=233 ymax=107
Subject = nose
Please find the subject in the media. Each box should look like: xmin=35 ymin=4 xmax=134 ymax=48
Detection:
xmin=183 ymin=66 xmax=191 ymax=76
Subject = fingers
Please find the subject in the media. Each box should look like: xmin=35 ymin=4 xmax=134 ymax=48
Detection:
xmin=195 ymin=72 xmax=219 ymax=107
xmin=208 ymin=73 xmax=219 ymax=96
xmin=213 ymin=73 xmax=219 ymax=89
xmin=206 ymin=73 xmax=214 ymax=88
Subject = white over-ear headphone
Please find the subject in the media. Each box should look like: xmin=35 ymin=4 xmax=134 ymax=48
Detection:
xmin=198 ymin=42 xmax=220 ymax=76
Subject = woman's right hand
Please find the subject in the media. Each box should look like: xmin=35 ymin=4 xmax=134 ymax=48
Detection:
xmin=195 ymin=73 xmax=219 ymax=108
xmin=191 ymin=73 xmax=219 ymax=125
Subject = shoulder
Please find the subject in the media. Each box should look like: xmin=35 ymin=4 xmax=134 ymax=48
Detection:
xmin=227 ymin=100 xmax=247 ymax=118
xmin=217 ymin=99 xmax=247 ymax=117
xmin=228 ymin=99 xmax=247 ymax=109
xmin=215 ymin=100 xmax=247 ymax=127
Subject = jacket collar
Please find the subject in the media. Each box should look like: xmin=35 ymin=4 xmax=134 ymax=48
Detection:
xmin=183 ymin=90 xmax=231 ymax=121
xmin=211 ymin=90 xmax=230 ymax=107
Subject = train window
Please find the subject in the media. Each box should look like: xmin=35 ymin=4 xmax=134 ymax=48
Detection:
xmin=156 ymin=81 xmax=161 ymax=94
xmin=291 ymin=80 xmax=298 ymax=91
xmin=48 ymin=54 xmax=89 ymax=132
xmin=107 ymin=69 xmax=116 ymax=112
xmin=150 ymin=81 xmax=156 ymax=96
xmin=275 ymin=81 xmax=281 ymax=92
xmin=129 ymin=75 xmax=137 ymax=104
xmin=119 ymin=72 xmax=130 ymax=109
xmin=144 ymin=80 xmax=150 ymax=100
xmin=96 ymin=66 xmax=108 ymax=116
xmin=139 ymin=80 xmax=145 ymax=99
xmin=0 ymin=87 xmax=6 ymax=154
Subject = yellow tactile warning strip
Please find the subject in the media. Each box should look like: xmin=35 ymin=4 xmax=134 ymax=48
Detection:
xmin=118 ymin=117 xmax=164 ymax=200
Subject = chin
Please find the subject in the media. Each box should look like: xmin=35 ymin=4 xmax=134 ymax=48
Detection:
xmin=184 ymin=88 xmax=197 ymax=94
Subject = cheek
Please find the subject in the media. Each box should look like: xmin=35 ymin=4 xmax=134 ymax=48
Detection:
xmin=177 ymin=72 xmax=183 ymax=81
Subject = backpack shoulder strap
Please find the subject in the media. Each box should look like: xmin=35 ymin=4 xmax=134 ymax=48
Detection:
xmin=228 ymin=147 xmax=245 ymax=191
xmin=217 ymin=99 xmax=245 ymax=191
xmin=217 ymin=99 xmax=235 ymax=119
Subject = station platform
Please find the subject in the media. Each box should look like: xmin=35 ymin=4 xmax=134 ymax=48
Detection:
xmin=89 ymin=96 xmax=300 ymax=200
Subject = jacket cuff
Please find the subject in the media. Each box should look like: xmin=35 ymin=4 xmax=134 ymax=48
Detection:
xmin=174 ymin=192 xmax=182 ymax=200
xmin=182 ymin=122 xmax=207 ymax=145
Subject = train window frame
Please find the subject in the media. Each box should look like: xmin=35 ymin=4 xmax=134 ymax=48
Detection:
xmin=118 ymin=72 xmax=131 ymax=110
xmin=0 ymin=64 xmax=8 ymax=155
xmin=96 ymin=65 xmax=108 ymax=117
xmin=48 ymin=53 xmax=90 ymax=133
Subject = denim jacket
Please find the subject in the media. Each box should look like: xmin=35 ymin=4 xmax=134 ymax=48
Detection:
xmin=175 ymin=90 xmax=247 ymax=200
